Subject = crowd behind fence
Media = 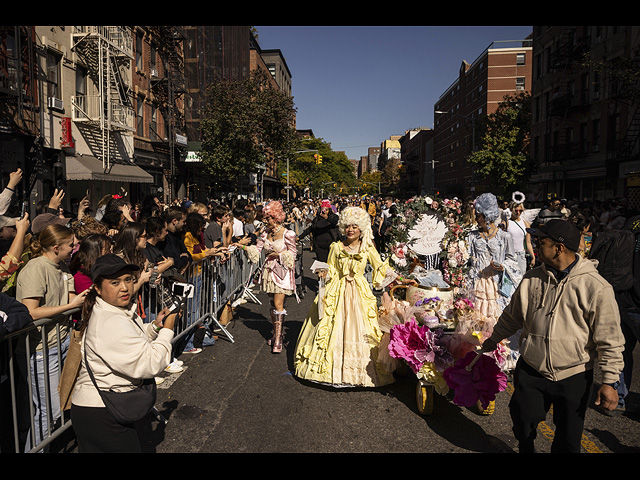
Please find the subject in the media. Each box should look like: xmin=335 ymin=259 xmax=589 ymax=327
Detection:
xmin=0 ymin=250 xmax=260 ymax=453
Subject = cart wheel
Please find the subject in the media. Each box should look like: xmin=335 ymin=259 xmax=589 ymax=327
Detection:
xmin=416 ymin=382 xmax=434 ymax=415
xmin=476 ymin=399 xmax=495 ymax=415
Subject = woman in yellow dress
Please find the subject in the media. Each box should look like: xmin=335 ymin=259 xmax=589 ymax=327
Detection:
xmin=294 ymin=206 xmax=407 ymax=388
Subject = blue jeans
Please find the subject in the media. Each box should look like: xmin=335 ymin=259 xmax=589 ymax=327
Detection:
xmin=514 ymin=250 xmax=527 ymax=276
xmin=618 ymin=310 xmax=640 ymax=408
xmin=183 ymin=276 xmax=209 ymax=352
xmin=17 ymin=334 xmax=70 ymax=452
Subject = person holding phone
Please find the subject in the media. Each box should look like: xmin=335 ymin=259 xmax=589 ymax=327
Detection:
xmin=70 ymin=254 xmax=177 ymax=453
xmin=297 ymin=200 xmax=339 ymax=263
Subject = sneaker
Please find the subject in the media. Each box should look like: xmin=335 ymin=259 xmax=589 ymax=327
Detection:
xmin=155 ymin=376 xmax=165 ymax=384
xmin=232 ymin=297 xmax=247 ymax=307
xmin=173 ymin=358 xmax=184 ymax=366
xmin=164 ymin=361 xmax=184 ymax=374
xmin=184 ymin=347 xmax=202 ymax=354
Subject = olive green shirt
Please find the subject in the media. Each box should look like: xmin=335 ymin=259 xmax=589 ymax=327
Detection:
xmin=16 ymin=255 xmax=75 ymax=351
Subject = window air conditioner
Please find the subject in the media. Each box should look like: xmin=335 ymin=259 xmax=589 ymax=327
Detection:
xmin=48 ymin=97 xmax=64 ymax=111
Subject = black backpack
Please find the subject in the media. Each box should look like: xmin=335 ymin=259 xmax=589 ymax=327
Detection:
xmin=590 ymin=216 xmax=639 ymax=292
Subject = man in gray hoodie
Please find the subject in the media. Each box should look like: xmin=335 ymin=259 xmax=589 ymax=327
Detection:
xmin=481 ymin=219 xmax=624 ymax=453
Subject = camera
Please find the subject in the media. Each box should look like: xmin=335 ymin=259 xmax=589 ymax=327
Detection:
xmin=171 ymin=282 xmax=194 ymax=298
xmin=166 ymin=282 xmax=194 ymax=314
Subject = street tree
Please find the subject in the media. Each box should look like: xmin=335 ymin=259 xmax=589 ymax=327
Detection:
xmin=380 ymin=157 xmax=401 ymax=194
xmin=468 ymin=91 xmax=533 ymax=195
xmin=200 ymin=70 xmax=298 ymax=183
xmin=284 ymin=137 xmax=357 ymax=197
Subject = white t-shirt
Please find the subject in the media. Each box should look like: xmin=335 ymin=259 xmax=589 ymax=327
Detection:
xmin=506 ymin=218 xmax=526 ymax=252
xmin=232 ymin=217 xmax=244 ymax=237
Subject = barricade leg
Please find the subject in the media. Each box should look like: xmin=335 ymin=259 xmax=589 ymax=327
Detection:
xmin=17 ymin=334 xmax=69 ymax=452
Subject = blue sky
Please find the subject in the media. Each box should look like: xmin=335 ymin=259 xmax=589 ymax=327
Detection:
xmin=255 ymin=25 xmax=533 ymax=161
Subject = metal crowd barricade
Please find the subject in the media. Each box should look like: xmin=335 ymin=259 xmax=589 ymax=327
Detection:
xmin=0 ymin=248 xmax=261 ymax=453
xmin=1 ymin=312 xmax=77 ymax=453
xmin=140 ymin=249 xmax=262 ymax=345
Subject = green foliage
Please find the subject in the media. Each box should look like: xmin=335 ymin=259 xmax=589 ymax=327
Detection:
xmin=283 ymin=137 xmax=357 ymax=196
xmin=199 ymin=70 xmax=297 ymax=180
xmin=468 ymin=92 xmax=533 ymax=194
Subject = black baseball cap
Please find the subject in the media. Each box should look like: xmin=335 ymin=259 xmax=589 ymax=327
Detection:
xmin=91 ymin=254 xmax=140 ymax=281
xmin=527 ymin=219 xmax=581 ymax=252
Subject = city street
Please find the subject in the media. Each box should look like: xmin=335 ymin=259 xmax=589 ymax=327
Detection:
xmin=51 ymin=247 xmax=640 ymax=454
xmin=112 ymin=248 xmax=640 ymax=453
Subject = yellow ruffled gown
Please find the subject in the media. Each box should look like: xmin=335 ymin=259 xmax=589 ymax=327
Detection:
xmin=294 ymin=242 xmax=396 ymax=388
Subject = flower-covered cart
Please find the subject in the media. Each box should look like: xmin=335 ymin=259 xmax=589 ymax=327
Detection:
xmin=379 ymin=196 xmax=511 ymax=415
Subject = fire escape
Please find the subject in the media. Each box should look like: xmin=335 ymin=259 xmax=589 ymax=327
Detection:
xmin=607 ymin=50 xmax=640 ymax=163
xmin=69 ymin=26 xmax=135 ymax=172
xmin=0 ymin=26 xmax=43 ymax=202
xmin=546 ymin=27 xmax=592 ymax=163
xmin=148 ymin=26 xmax=187 ymax=189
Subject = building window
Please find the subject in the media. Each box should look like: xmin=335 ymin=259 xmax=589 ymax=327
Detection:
xmin=516 ymin=53 xmax=526 ymax=65
xmin=75 ymin=67 xmax=87 ymax=112
xmin=136 ymin=34 xmax=143 ymax=70
xmin=137 ymin=97 xmax=144 ymax=136
xmin=516 ymin=77 xmax=525 ymax=90
xmin=150 ymin=105 xmax=158 ymax=141
xmin=592 ymin=119 xmax=601 ymax=152
xmin=4 ymin=30 xmax=17 ymax=91
xmin=150 ymin=45 xmax=157 ymax=74
xmin=46 ymin=50 xmax=61 ymax=99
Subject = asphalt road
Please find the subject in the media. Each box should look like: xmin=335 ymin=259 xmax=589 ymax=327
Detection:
xmin=54 ymin=247 xmax=640 ymax=454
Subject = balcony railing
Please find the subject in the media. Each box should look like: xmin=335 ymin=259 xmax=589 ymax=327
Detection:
xmin=71 ymin=94 xmax=134 ymax=132
xmin=72 ymin=26 xmax=133 ymax=59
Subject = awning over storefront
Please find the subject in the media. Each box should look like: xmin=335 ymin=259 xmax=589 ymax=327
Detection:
xmin=64 ymin=155 xmax=154 ymax=183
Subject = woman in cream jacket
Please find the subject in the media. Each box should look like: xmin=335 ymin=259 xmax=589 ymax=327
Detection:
xmin=70 ymin=254 xmax=177 ymax=453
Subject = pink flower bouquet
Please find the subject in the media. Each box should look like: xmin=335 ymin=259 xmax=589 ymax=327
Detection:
xmin=388 ymin=320 xmax=453 ymax=373
xmin=442 ymin=351 xmax=507 ymax=409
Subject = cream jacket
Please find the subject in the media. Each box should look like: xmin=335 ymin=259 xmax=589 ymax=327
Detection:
xmin=484 ymin=255 xmax=624 ymax=383
xmin=71 ymin=297 xmax=174 ymax=408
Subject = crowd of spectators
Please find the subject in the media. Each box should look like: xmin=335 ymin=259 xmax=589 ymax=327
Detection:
xmin=1 ymin=166 xmax=637 ymax=451
xmin=0 ymin=170 xmax=290 ymax=451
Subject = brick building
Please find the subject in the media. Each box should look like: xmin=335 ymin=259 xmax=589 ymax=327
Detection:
xmin=434 ymin=37 xmax=532 ymax=199
xmin=529 ymin=26 xmax=640 ymax=207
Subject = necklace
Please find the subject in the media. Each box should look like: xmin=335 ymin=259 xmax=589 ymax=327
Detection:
xmin=269 ymin=224 xmax=283 ymax=240
xmin=480 ymin=224 xmax=497 ymax=240
xmin=344 ymin=240 xmax=361 ymax=252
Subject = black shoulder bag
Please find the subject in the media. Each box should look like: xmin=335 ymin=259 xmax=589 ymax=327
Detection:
xmin=83 ymin=319 xmax=157 ymax=425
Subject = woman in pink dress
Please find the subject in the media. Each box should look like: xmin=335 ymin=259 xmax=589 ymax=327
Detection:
xmin=242 ymin=201 xmax=297 ymax=353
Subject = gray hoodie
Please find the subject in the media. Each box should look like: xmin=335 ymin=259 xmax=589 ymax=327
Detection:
xmin=483 ymin=255 xmax=624 ymax=383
